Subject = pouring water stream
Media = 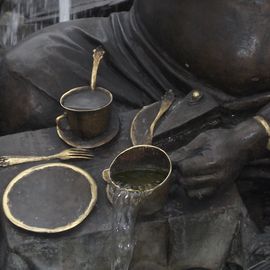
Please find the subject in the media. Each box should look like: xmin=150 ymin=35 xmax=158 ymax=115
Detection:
xmin=111 ymin=189 xmax=145 ymax=270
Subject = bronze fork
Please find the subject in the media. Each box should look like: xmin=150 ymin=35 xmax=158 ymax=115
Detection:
xmin=0 ymin=148 xmax=93 ymax=167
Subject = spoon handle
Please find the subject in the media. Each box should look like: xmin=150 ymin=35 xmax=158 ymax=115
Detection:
xmin=148 ymin=90 xmax=175 ymax=143
xmin=90 ymin=46 xmax=105 ymax=90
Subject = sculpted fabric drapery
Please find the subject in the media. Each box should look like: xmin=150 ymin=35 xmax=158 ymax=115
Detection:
xmin=0 ymin=7 xmax=236 ymax=134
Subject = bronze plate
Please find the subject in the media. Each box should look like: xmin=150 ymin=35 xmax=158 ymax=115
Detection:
xmin=56 ymin=113 xmax=120 ymax=149
xmin=130 ymin=102 xmax=161 ymax=146
xmin=3 ymin=163 xmax=97 ymax=233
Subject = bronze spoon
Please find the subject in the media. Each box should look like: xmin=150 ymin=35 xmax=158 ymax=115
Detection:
xmin=144 ymin=89 xmax=175 ymax=145
xmin=90 ymin=46 xmax=105 ymax=91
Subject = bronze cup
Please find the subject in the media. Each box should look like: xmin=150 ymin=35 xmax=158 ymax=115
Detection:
xmin=103 ymin=145 xmax=172 ymax=215
xmin=60 ymin=86 xmax=113 ymax=139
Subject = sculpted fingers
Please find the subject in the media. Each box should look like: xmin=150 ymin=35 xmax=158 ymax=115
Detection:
xmin=186 ymin=133 xmax=208 ymax=149
xmin=178 ymin=154 xmax=218 ymax=177
xmin=179 ymin=173 xmax=222 ymax=189
xmin=170 ymin=134 xmax=207 ymax=163
xmin=178 ymin=155 xmax=223 ymax=195
xmin=170 ymin=128 xmax=246 ymax=199
xmin=170 ymin=146 xmax=194 ymax=163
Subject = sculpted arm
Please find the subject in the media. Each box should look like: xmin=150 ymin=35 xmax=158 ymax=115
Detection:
xmin=170 ymin=105 xmax=270 ymax=199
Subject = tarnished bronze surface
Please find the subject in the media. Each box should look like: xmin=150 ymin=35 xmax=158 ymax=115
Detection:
xmin=144 ymin=90 xmax=175 ymax=145
xmin=102 ymin=145 xmax=172 ymax=215
xmin=131 ymin=90 xmax=221 ymax=150
xmin=135 ymin=0 xmax=270 ymax=96
xmin=3 ymin=163 xmax=97 ymax=233
xmin=60 ymin=86 xmax=113 ymax=139
xmin=0 ymin=112 xmax=251 ymax=270
xmin=2 ymin=1 xmax=270 ymax=268
xmin=56 ymin=112 xmax=120 ymax=149
xmin=254 ymin=115 xmax=270 ymax=150
xmin=59 ymin=46 xmax=113 ymax=139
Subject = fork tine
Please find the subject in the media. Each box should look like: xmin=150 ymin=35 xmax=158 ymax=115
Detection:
xmin=66 ymin=155 xmax=93 ymax=160
xmin=67 ymin=151 xmax=93 ymax=156
xmin=69 ymin=150 xmax=92 ymax=155
xmin=68 ymin=148 xmax=92 ymax=154
xmin=69 ymin=150 xmax=91 ymax=154
xmin=69 ymin=155 xmax=94 ymax=158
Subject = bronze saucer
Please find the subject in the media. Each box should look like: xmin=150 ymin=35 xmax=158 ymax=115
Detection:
xmin=130 ymin=102 xmax=161 ymax=146
xmin=131 ymin=91 xmax=221 ymax=151
xmin=3 ymin=163 xmax=97 ymax=233
xmin=56 ymin=112 xmax=120 ymax=149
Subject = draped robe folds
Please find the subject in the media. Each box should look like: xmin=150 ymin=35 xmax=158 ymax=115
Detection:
xmin=0 ymin=6 xmax=270 ymax=270
xmin=0 ymin=7 xmax=230 ymax=135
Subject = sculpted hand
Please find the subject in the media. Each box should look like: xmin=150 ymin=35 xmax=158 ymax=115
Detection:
xmin=170 ymin=119 xmax=268 ymax=199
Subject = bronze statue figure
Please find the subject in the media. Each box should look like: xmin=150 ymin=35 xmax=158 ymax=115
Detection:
xmin=1 ymin=0 xmax=270 ymax=269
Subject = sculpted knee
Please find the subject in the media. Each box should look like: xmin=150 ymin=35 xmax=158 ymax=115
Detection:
xmin=0 ymin=53 xmax=60 ymax=135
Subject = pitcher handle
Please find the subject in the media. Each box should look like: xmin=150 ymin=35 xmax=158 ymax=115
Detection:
xmin=102 ymin=169 xmax=111 ymax=183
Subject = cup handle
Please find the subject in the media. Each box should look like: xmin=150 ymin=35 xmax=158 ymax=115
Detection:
xmin=56 ymin=114 xmax=66 ymax=127
xmin=102 ymin=169 xmax=111 ymax=183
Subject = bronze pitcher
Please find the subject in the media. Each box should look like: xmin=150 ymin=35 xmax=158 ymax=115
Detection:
xmin=102 ymin=145 xmax=172 ymax=215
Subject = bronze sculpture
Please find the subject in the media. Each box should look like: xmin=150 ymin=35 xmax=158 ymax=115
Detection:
xmin=1 ymin=0 xmax=270 ymax=269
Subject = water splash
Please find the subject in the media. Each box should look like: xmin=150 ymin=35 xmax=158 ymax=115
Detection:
xmin=0 ymin=0 xmax=131 ymax=48
xmin=59 ymin=0 xmax=71 ymax=22
xmin=2 ymin=11 xmax=21 ymax=47
xmin=0 ymin=0 xmax=70 ymax=48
